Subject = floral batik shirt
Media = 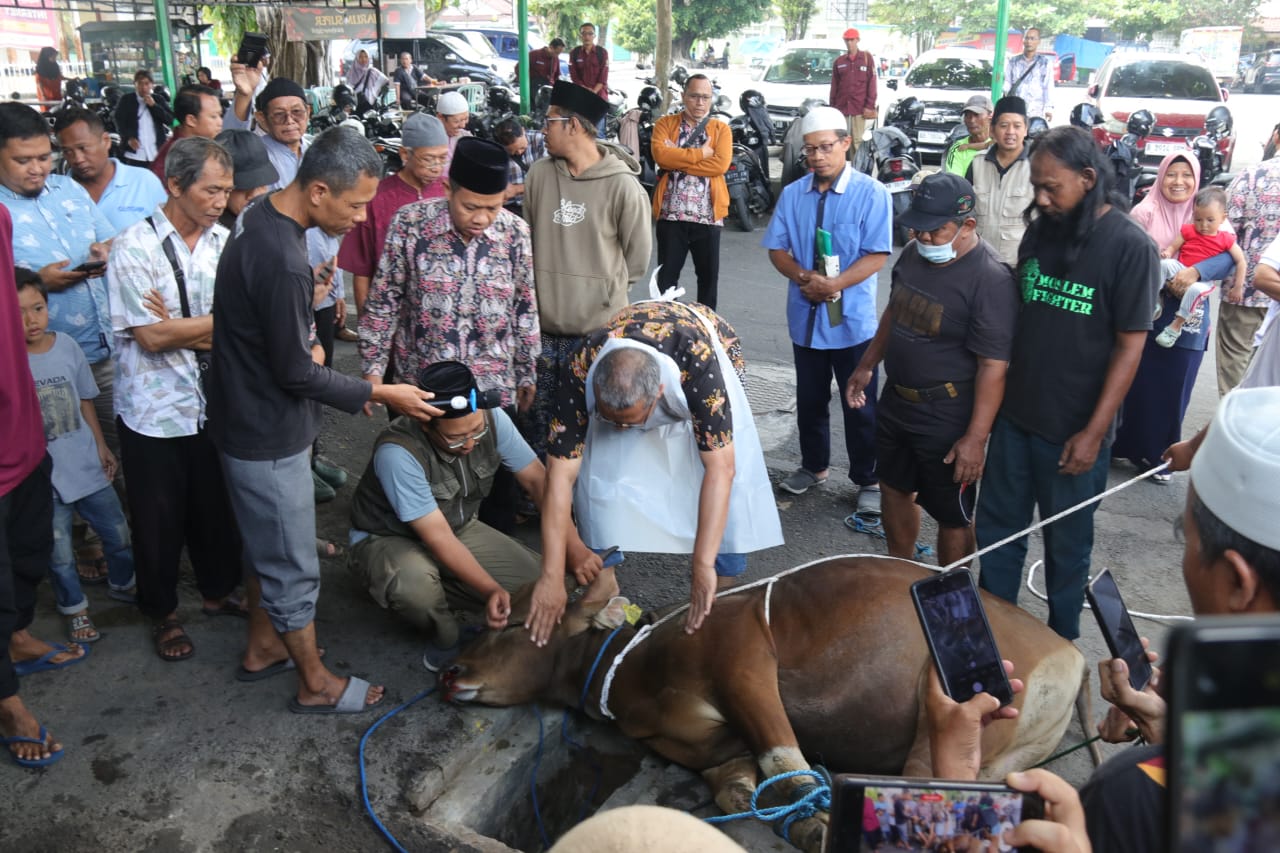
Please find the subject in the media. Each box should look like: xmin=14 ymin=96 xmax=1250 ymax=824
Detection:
xmin=360 ymin=198 xmax=539 ymax=406
xmin=1228 ymin=158 xmax=1280 ymax=308
xmin=659 ymin=119 xmax=719 ymax=226
xmin=547 ymin=300 xmax=746 ymax=458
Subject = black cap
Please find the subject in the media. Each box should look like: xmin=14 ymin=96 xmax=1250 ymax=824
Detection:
xmin=448 ymin=136 xmax=510 ymax=195
xmin=214 ymin=129 xmax=279 ymax=190
xmin=416 ymin=361 xmax=501 ymax=419
xmin=992 ymin=95 xmax=1027 ymax=121
xmin=897 ymin=172 xmax=976 ymax=232
xmin=549 ymin=79 xmax=608 ymax=124
xmin=255 ymin=76 xmax=307 ymax=114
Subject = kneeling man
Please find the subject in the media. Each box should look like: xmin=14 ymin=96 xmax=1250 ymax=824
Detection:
xmin=348 ymin=361 xmax=596 ymax=669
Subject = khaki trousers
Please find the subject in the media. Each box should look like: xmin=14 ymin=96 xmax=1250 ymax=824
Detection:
xmin=1216 ymin=302 xmax=1269 ymax=396
xmin=348 ymin=519 xmax=541 ymax=646
xmin=846 ymin=114 xmax=872 ymax=159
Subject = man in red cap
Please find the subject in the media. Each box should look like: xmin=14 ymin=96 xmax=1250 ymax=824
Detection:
xmin=829 ymin=28 xmax=878 ymax=159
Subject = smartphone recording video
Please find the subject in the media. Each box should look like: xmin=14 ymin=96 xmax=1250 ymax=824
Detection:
xmin=1168 ymin=616 xmax=1280 ymax=852
xmin=911 ymin=569 xmax=1013 ymax=706
xmin=825 ymin=775 xmax=1044 ymax=852
xmin=236 ymin=33 xmax=269 ymax=68
xmin=1086 ymin=568 xmax=1152 ymax=691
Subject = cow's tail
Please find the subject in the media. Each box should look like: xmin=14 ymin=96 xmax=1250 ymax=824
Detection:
xmin=1076 ymin=665 xmax=1103 ymax=767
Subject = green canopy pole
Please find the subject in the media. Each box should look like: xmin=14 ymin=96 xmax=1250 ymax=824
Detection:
xmin=517 ymin=0 xmax=529 ymax=114
xmin=992 ymin=0 xmax=1010 ymax=101
xmin=154 ymin=0 xmax=177 ymax=93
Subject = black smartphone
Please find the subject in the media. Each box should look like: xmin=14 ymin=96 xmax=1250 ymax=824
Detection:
xmin=825 ymin=774 xmax=1044 ymax=853
xmin=910 ymin=568 xmax=1014 ymax=706
xmin=1085 ymin=568 xmax=1153 ymax=691
xmin=73 ymin=259 xmax=106 ymax=274
xmin=1166 ymin=616 xmax=1280 ymax=852
xmin=236 ymin=32 xmax=269 ymax=68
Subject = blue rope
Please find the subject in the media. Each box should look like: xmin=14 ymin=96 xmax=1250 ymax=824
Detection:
xmin=578 ymin=624 xmax=626 ymax=713
xmin=703 ymin=767 xmax=832 ymax=843
xmin=844 ymin=512 xmax=935 ymax=558
xmin=530 ymin=705 xmax=554 ymax=851
xmin=359 ymin=686 xmax=437 ymax=853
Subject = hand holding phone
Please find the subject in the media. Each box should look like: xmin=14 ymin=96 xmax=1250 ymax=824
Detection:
xmin=236 ymin=32 xmax=269 ymax=68
xmin=73 ymin=259 xmax=107 ymax=274
xmin=1086 ymin=568 xmax=1152 ymax=691
xmin=911 ymin=569 xmax=1014 ymax=706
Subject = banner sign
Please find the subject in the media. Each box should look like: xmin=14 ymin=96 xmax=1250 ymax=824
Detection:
xmin=0 ymin=6 xmax=58 ymax=52
xmin=283 ymin=0 xmax=425 ymax=41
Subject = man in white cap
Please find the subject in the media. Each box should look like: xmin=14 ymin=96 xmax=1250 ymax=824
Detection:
xmin=762 ymin=105 xmax=892 ymax=515
xmin=436 ymin=90 xmax=471 ymax=170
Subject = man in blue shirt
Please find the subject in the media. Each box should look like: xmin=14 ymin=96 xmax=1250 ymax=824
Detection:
xmin=0 ymin=103 xmax=117 ymax=449
xmin=223 ymin=68 xmax=309 ymax=188
xmin=763 ymin=105 xmax=892 ymax=514
xmin=53 ymin=107 xmax=167 ymax=232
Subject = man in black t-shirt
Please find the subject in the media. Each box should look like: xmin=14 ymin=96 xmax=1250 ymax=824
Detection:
xmin=208 ymin=127 xmax=440 ymax=713
xmin=975 ymin=126 xmax=1158 ymax=640
xmin=846 ymin=173 xmax=1019 ymax=567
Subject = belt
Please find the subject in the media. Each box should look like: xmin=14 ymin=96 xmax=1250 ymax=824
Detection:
xmin=893 ymin=381 xmax=972 ymax=403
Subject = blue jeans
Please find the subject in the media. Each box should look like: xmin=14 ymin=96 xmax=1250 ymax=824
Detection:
xmin=975 ymin=416 xmax=1109 ymax=640
xmin=715 ymin=553 xmax=747 ymax=577
xmin=51 ymin=484 xmax=135 ymax=614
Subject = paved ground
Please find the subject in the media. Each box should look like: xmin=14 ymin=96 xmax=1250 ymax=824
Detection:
xmin=2 ymin=72 xmax=1269 ymax=851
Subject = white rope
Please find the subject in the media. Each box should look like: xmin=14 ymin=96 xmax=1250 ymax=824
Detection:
xmin=763 ymin=577 xmax=778 ymax=627
xmin=1023 ymin=560 xmax=1194 ymax=625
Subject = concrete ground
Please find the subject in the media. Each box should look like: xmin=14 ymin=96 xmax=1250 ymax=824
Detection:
xmin=2 ymin=75 xmax=1265 ymax=850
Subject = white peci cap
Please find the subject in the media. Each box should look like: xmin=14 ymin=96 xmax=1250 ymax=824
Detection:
xmin=1190 ymin=386 xmax=1280 ymax=550
xmin=799 ymin=105 xmax=846 ymax=137
xmin=437 ymin=91 xmax=469 ymax=115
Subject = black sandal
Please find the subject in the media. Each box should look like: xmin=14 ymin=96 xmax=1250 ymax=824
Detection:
xmin=77 ymin=556 xmax=109 ymax=585
xmin=152 ymin=620 xmax=194 ymax=662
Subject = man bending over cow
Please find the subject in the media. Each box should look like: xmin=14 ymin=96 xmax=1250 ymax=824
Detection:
xmin=348 ymin=361 xmax=598 ymax=671
xmin=524 ymin=300 xmax=783 ymax=645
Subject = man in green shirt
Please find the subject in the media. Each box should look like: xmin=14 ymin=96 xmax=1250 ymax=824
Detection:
xmin=943 ymin=95 xmax=993 ymax=177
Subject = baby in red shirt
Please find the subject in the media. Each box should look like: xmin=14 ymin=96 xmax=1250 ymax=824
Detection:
xmin=1156 ymin=186 xmax=1246 ymax=347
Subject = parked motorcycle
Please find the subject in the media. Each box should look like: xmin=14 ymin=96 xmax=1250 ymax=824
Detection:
xmin=1191 ymin=105 xmax=1235 ymax=190
xmin=737 ymin=89 xmax=775 ymax=180
xmin=1071 ymin=103 xmax=1152 ymax=204
xmin=853 ymin=122 xmax=919 ymax=246
xmin=780 ymin=97 xmax=827 ymax=188
xmin=725 ymin=137 xmax=772 ymax=232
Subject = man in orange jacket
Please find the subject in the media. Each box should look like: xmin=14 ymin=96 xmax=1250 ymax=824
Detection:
xmin=651 ymin=74 xmax=732 ymax=308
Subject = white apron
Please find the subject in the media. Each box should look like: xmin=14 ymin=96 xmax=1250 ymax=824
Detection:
xmin=573 ymin=301 xmax=784 ymax=555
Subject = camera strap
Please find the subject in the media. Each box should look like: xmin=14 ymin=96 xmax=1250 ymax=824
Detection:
xmin=147 ymin=216 xmax=192 ymax=319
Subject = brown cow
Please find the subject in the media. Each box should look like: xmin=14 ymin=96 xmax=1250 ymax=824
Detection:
xmin=440 ymin=556 xmax=1086 ymax=853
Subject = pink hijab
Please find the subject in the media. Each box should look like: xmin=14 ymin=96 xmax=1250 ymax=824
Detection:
xmin=1129 ymin=152 xmax=1201 ymax=248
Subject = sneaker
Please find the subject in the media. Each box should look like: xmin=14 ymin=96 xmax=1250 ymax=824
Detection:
xmin=313 ymin=471 xmax=336 ymax=504
xmin=779 ymin=468 xmax=828 ymax=495
xmin=336 ymin=326 xmax=359 ymax=343
xmin=1154 ymin=326 xmax=1181 ymax=348
xmin=313 ymin=456 xmax=348 ymax=489
xmin=855 ymin=484 xmax=882 ymax=516
xmin=1150 ymin=471 xmax=1172 ymax=485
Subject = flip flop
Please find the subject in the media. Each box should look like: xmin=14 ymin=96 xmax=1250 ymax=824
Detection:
xmin=152 ymin=620 xmax=194 ymax=663
xmin=2 ymin=725 xmax=64 ymax=768
xmin=201 ymin=595 xmax=250 ymax=619
xmin=76 ymin=557 xmax=109 ymax=586
xmin=236 ymin=658 xmax=296 ymax=682
xmin=13 ymin=643 xmax=90 ymax=677
xmin=287 ymin=676 xmax=383 ymax=715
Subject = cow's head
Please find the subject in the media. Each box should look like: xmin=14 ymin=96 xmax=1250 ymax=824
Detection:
xmin=439 ymin=567 xmax=632 ymax=707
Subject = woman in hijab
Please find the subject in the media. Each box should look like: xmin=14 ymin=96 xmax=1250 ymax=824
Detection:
xmin=346 ymin=49 xmax=388 ymax=113
xmin=35 ymin=46 xmax=62 ymax=106
xmin=1113 ymin=152 xmax=1237 ymax=482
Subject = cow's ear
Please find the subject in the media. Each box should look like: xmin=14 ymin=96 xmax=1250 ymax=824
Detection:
xmin=590 ymin=595 xmax=631 ymax=630
xmin=578 ymin=566 xmax=620 ymax=612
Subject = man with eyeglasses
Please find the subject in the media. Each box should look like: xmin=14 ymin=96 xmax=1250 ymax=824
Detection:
xmin=651 ymin=73 xmax=731 ymax=309
xmin=763 ymin=106 xmax=892 ymax=515
xmin=347 ymin=361 xmax=596 ymax=671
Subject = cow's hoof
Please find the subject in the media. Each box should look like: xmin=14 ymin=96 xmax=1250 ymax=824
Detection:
xmin=778 ymin=815 xmax=826 ymax=853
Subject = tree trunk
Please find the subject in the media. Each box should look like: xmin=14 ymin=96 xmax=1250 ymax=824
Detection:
xmin=656 ymin=0 xmax=672 ymax=112
xmin=673 ymin=35 xmax=694 ymax=65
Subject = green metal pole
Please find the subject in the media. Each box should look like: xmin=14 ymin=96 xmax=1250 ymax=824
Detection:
xmin=153 ymin=0 xmax=177 ymax=94
xmin=992 ymin=0 xmax=1010 ymax=101
xmin=518 ymin=0 xmax=529 ymax=114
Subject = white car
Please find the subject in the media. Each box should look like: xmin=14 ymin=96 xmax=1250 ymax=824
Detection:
xmin=880 ymin=47 xmax=995 ymax=162
xmin=752 ymin=39 xmax=846 ymax=136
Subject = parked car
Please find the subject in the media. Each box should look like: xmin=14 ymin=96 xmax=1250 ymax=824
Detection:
xmin=1088 ymin=51 xmax=1235 ymax=169
xmin=752 ymin=39 xmax=845 ymax=136
xmin=879 ymin=47 xmax=994 ymax=163
xmin=1242 ymin=49 xmax=1280 ymax=93
xmin=459 ymin=28 xmax=569 ymax=78
xmin=343 ymin=35 xmax=505 ymax=87
xmin=433 ymin=28 xmax=518 ymax=80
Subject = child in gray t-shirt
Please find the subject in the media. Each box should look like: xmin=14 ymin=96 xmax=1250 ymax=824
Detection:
xmin=20 ymin=270 xmax=134 ymax=643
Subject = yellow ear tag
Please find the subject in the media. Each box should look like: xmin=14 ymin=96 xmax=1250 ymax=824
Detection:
xmin=623 ymin=603 xmax=643 ymax=625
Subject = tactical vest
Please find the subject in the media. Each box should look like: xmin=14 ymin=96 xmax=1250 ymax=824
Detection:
xmin=971 ymin=153 xmax=1032 ymax=267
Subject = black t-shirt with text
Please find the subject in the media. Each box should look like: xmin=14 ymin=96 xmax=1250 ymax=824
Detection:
xmin=1002 ymin=207 xmax=1158 ymax=446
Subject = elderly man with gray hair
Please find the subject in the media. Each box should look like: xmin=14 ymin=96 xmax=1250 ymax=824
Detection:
xmin=207 ymin=128 xmax=442 ymax=712
xmin=108 ymin=136 xmax=246 ymax=660
xmin=522 ymin=299 xmax=783 ymax=647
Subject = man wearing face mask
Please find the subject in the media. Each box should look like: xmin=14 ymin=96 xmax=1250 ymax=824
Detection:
xmin=844 ymin=173 xmax=1019 ymax=567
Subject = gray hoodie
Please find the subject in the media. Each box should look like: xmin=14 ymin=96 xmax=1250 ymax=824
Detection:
xmin=523 ymin=142 xmax=652 ymax=336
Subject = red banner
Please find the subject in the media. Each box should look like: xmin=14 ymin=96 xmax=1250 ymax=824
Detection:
xmin=0 ymin=6 xmax=58 ymax=52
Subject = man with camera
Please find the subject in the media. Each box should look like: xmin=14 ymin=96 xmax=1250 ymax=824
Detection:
xmin=107 ymin=137 xmax=246 ymax=661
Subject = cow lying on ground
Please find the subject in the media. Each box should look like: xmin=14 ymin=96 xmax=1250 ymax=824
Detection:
xmin=440 ymin=556 xmax=1087 ymax=853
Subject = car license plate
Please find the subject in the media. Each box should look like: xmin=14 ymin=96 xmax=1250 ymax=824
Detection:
xmin=726 ymin=167 xmax=749 ymax=185
xmin=918 ymin=130 xmax=948 ymax=144
xmin=1145 ymin=140 xmax=1189 ymax=156
xmin=886 ymin=180 xmax=913 ymax=193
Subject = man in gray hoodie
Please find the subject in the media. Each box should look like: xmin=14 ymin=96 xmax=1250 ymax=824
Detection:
xmin=522 ymin=80 xmax=651 ymax=455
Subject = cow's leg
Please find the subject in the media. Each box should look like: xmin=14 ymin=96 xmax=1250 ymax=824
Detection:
xmin=702 ymin=754 xmax=758 ymax=816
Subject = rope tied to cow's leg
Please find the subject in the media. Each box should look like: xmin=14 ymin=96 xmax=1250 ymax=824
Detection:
xmin=703 ymin=766 xmax=832 ymax=843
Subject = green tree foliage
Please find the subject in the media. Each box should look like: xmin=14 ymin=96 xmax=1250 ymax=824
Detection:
xmin=612 ymin=0 xmax=773 ymax=62
xmin=776 ymin=0 xmax=820 ymax=41
xmin=531 ymin=0 xmax=615 ymax=44
xmin=614 ymin=0 xmax=656 ymax=55
xmin=868 ymin=0 xmax=957 ymax=46
xmin=201 ymin=5 xmax=259 ymax=58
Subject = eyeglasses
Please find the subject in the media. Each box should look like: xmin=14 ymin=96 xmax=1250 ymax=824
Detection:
xmin=543 ymin=116 xmax=573 ymax=128
xmin=444 ymin=425 xmax=489 ymax=450
xmin=592 ymin=396 xmax=659 ymax=430
xmin=267 ymin=108 xmax=308 ymax=125
xmin=685 ymin=94 xmax=712 ymax=102
xmin=801 ymin=141 xmax=841 ymax=157
xmin=410 ymin=152 xmax=448 ymax=167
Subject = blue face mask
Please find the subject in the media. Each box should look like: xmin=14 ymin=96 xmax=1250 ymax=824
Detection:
xmin=917 ymin=232 xmax=958 ymax=264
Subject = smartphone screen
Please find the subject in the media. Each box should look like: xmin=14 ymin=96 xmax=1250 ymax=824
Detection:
xmin=825 ymin=775 xmax=1044 ymax=853
xmin=74 ymin=260 xmax=106 ymax=273
xmin=1086 ymin=568 xmax=1152 ymax=691
xmin=911 ymin=569 xmax=1013 ymax=706
xmin=1168 ymin=617 xmax=1280 ymax=852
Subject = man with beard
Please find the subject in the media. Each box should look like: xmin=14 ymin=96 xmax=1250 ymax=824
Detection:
xmin=975 ymin=126 xmax=1158 ymax=640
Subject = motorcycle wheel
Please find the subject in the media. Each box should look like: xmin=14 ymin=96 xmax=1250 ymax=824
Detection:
xmin=733 ymin=193 xmax=754 ymax=232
